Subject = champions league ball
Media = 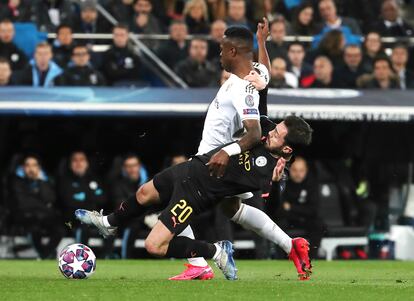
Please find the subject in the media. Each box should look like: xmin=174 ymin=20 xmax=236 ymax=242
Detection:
xmin=58 ymin=244 xmax=96 ymax=279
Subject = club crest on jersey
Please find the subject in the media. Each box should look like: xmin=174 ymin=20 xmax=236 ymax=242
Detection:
xmin=255 ymin=156 xmax=267 ymax=167
xmin=245 ymin=95 xmax=254 ymax=107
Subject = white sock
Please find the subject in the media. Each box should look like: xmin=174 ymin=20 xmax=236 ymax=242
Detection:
xmin=103 ymin=216 xmax=111 ymax=227
xmin=178 ymin=225 xmax=209 ymax=267
xmin=231 ymin=203 xmax=292 ymax=254
xmin=212 ymin=243 xmax=222 ymax=261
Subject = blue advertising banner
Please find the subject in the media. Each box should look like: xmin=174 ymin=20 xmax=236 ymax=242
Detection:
xmin=0 ymin=87 xmax=413 ymax=121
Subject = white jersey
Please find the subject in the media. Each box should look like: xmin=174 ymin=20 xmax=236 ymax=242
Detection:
xmin=197 ymin=62 xmax=270 ymax=155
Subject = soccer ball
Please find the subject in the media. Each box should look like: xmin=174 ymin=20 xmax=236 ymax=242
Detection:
xmin=58 ymin=243 xmax=96 ymax=279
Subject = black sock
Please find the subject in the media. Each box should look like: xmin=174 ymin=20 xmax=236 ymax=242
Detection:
xmin=166 ymin=236 xmax=217 ymax=259
xmin=107 ymin=194 xmax=144 ymax=227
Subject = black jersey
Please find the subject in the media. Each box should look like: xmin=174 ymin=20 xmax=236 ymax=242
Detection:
xmin=191 ymin=143 xmax=277 ymax=200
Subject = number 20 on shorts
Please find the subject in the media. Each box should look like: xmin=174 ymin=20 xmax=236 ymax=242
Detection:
xmin=170 ymin=200 xmax=193 ymax=223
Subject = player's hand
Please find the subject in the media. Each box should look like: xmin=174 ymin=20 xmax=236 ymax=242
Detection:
xmin=244 ymin=70 xmax=267 ymax=90
xmin=272 ymin=157 xmax=286 ymax=182
xmin=283 ymin=202 xmax=291 ymax=211
xmin=256 ymin=17 xmax=269 ymax=44
xmin=206 ymin=149 xmax=230 ymax=178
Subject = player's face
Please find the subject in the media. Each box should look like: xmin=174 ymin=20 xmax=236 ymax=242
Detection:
xmin=220 ymin=39 xmax=235 ymax=72
xmin=265 ymin=121 xmax=292 ymax=156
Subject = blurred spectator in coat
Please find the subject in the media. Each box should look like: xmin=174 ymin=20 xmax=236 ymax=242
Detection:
xmin=131 ymin=0 xmax=162 ymax=49
xmin=208 ymin=19 xmax=226 ymax=61
xmin=156 ymin=21 xmax=188 ymax=70
xmin=58 ymin=44 xmax=106 ymax=86
xmin=175 ymin=38 xmax=219 ymax=87
xmin=268 ymin=57 xmax=297 ymax=88
xmin=31 ymin=0 xmax=75 ymax=32
xmin=107 ymin=0 xmax=135 ymax=22
xmin=72 ymin=0 xmax=111 ymax=36
xmin=58 ymin=151 xmax=107 ymax=224
xmin=287 ymin=42 xmax=313 ymax=87
xmin=102 ymin=24 xmax=143 ymax=85
xmin=266 ymin=18 xmax=289 ymax=62
xmin=371 ymin=0 xmax=414 ymax=37
xmin=391 ymin=44 xmax=414 ymax=89
xmin=361 ymin=31 xmax=385 ymax=73
xmin=317 ymin=0 xmax=362 ymax=35
xmin=291 ymin=2 xmax=318 ymax=36
xmin=334 ymin=44 xmax=369 ymax=88
xmin=306 ymin=29 xmax=345 ymax=66
xmin=0 ymin=19 xmax=28 ymax=71
xmin=0 ymin=57 xmax=14 ymax=86
xmin=357 ymin=56 xmax=401 ymax=89
xmin=111 ymin=154 xmax=146 ymax=209
xmin=206 ymin=0 xmax=226 ymax=21
xmin=0 ymin=0 xmax=32 ymax=23
xmin=183 ymin=0 xmax=210 ymax=34
xmin=14 ymin=42 xmax=62 ymax=87
xmin=225 ymin=0 xmax=254 ymax=31
xmin=110 ymin=153 xmax=150 ymax=258
xmin=308 ymin=55 xmax=340 ymax=88
xmin=269 ymin=157 xmax=324 ymax=258
xmin=52 ymin=24 xmax=74 ymax=68
xmin=10 ymin=154 xmax=64 ymax=259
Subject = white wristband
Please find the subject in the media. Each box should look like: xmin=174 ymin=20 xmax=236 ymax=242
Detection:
xmin=222 ymin=143 xmax=242 ymax=156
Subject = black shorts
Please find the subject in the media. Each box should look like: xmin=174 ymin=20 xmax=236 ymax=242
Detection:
xmin=153 ymin=161 xmax=212 ymax=234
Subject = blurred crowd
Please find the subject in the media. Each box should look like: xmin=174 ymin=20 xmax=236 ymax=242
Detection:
xmin=0 ymin=0 xmax=414 ymax=88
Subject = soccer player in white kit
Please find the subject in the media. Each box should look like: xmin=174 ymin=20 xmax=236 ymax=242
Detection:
xmin=170 ymin=21 xmax=312 ymax=281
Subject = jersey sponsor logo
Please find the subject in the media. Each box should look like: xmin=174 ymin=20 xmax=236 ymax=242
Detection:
xmin=245 ymin=95 xmax=254 ymax=107
xmin=255 ymin=156 xmax=267 ymax=167
xmin=245 ymin=83 xmax=255 ymax=94
xmin=243 ymin=108 xmax=258 ymax=115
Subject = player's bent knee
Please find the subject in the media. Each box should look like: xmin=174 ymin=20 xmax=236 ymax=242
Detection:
xmin=144 ymin=238 xmax=166 ymax=257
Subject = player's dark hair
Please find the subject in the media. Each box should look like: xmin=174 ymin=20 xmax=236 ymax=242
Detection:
xmin=284 ymin=116 xmax=313 ymax=150
xmin=224 ymin=26 xmax=253 ymax=50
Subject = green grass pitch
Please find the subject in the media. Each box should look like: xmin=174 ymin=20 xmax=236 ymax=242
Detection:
xmin=0 ymin=260 xmax=413 ymax=301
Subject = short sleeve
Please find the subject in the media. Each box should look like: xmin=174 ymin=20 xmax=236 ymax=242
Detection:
xmin=232 ymin=82 xmax=260 ymax=121
xmin=253 ymin=62 xmax=270 ymax=85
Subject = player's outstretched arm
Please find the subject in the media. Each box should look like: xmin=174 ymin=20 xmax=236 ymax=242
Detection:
xmin=257 ymin=17 xmax=270 ymax=73
xmin=207 ymin=119 xmax=261 ymax=178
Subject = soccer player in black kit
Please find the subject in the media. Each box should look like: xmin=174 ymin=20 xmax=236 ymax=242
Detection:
xmin=76 ymin=115 xmax=313 ymax=280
